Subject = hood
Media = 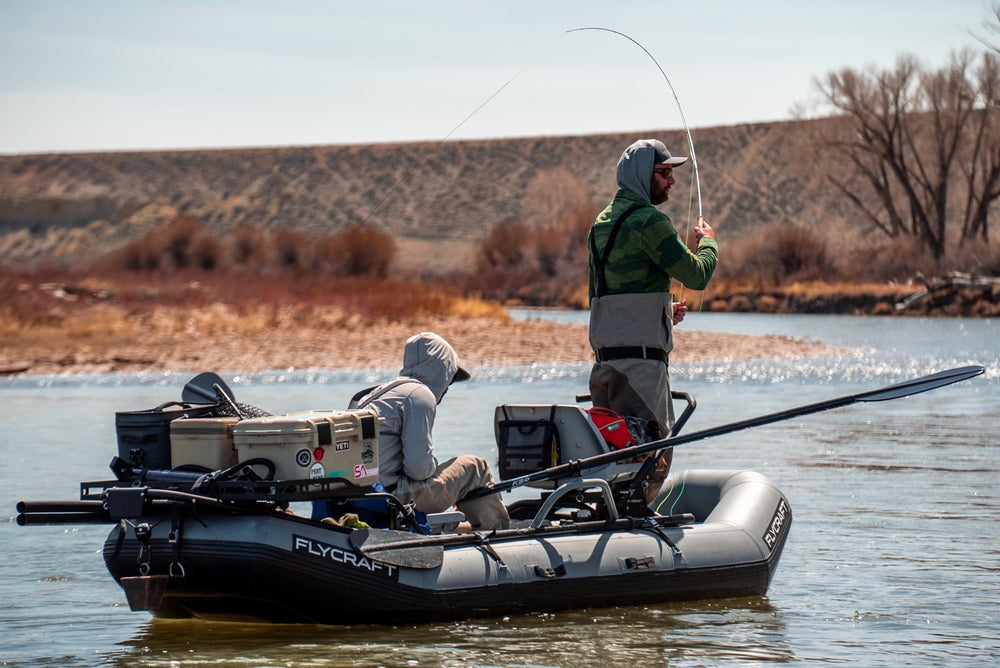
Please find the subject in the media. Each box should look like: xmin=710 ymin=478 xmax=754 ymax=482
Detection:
xmin=399 ymin=332 xmax=468 ymax=403
xmin=615 ymin=138 xmax=664 ymax=203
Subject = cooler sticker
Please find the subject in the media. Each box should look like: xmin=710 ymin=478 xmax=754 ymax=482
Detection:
xmin=309 ymin=462 xmax=325 ymax=479
xmin=335 ymin=440 xmax=350 ymax=451
xmin=362 ymin=442 xmax=374 ymax=464
xmin=292 ymin=534 xmax=398 ymax=579
xmin=762 ymin=498 xmax=790 ymax=552
xmin=295 ymin=448 xmax=312 ymax=468
xmin=327 ymin=467 xmax=378 ymax=479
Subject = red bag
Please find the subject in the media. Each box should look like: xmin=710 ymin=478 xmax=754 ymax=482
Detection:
xmin=586 ymin=407 xmax=635 ymax=450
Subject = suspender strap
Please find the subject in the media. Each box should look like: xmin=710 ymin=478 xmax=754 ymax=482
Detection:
xmin=349 ymin=378 xmax=420 ymax=410
xmin=589 ymin=203 xmax=645 ymax=298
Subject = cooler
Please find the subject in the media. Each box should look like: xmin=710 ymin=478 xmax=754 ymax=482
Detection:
xmin=233 ymin=408 xmax=380 ymax=486
xmin=170 ymin=417 xmax=240 ymax=471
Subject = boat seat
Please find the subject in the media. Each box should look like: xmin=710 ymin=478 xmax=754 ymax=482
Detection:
xmin=494 ymin=404 xmax=642 ymax=488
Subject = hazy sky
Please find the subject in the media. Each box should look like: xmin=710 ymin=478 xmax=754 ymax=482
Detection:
xmin=0 ymin=0 xmax=993 ymax=154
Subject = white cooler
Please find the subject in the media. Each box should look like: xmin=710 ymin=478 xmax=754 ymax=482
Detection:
xmin=170 ymin=417 xmax=240 ymax=471
xmin=233 ymin=408 xmax=380 ymax=486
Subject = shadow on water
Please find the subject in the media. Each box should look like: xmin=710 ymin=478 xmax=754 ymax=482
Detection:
xmin=108 ymin=597 xmax=790 ymax=666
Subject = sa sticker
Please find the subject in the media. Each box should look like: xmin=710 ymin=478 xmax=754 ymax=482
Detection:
xmin=310 ymin=462 xmax=325 ymax=479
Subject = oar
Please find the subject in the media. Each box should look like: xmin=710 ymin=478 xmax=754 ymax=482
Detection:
xmin=467 ymin=365 xmax=985 ymax=498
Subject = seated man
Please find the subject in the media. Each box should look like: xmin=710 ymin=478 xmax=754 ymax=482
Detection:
xmin=350 ymin=332 xmax=509 ymax=532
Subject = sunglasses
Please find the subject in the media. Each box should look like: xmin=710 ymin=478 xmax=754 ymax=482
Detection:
xmin=653 ymin=166 xmax=673 ymax=179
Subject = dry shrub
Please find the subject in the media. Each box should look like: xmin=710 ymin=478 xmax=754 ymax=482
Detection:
xmin=335 ymin=224 xmax=397 ymax=278
xmin=97 ymin=217 xmax=399 ymax=279
xmin=959 ymin=239 xmax=1000 ymax=276
xmin=522 ymin=167 xmax=590 ymax=227
xmin=271 ymin=227 xmax=310 ymax=271
xmin=846 ymin=236 xmax=933 ymax=282
xmin=477 ymin=221 xmax=529 ymax=269
xmin=469 ymin=201 xmax=597 ymax=306
xmin=231 ymin=225 xmax=269 ymax=267
xmin=310 ymin=224 xmax=397 ymax=278
xmin=720 ymin=223 xmax=835 ymax=285
xmin=534 ymin=225 xmax=565 ymax=277
xmin=104 ymin=215 xmax=223 ymax=271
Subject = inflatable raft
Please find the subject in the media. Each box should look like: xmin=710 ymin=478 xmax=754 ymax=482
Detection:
xmin=93 ymin=468 xmax=789 ymax=624
xmin=17 ymin=367 xmax=982 ymax=625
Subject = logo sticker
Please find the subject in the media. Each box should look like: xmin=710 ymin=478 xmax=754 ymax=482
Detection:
xmin=309 ymin=462 xmax=325 ymax=479
xmin=295 ymin=448 xmax=312 ymax=468
xmin=293 ymin=535 xmax=398 ymax=579
xmin=335 ymin=440 xmax=350 ymax=451
xmin=762 ymin=498 xmax=790 ymax=551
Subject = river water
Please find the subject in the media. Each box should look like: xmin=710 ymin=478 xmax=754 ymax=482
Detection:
xmin=2 ymin=313 xmax=997 ymax=666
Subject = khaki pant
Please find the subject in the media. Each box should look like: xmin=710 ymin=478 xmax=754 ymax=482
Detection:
xmin=396 ymin=455 xmax=510 ymax=531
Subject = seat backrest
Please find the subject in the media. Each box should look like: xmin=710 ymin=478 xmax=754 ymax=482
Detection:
xmin=494 ymin=404 xmax=642 ymax=488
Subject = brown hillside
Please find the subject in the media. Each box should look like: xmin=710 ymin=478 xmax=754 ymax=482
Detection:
xmin=0 ymin=119 xmax=840 ymax=274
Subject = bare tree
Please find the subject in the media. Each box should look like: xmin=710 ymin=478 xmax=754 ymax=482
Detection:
xmin=972 ymin=2 xmax=1000 ymax=55
xmin=814 ymin=49 xmax=1000 ymax=259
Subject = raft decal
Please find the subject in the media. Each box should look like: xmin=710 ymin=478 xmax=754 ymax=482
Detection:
xmin=762 ymin=498 xmax=790 ymax=552
xmin=293 ymin=535 xmax=398 ymax=579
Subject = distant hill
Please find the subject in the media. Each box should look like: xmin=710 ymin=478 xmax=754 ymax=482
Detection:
xmin=0 ymin=117 xmax=852 ymax=274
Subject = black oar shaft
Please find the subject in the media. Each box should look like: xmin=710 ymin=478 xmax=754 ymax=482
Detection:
xmin=476 ymin=365 xmax=984 ymax=497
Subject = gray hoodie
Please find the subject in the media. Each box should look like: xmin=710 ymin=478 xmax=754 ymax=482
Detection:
xmin=616 ymin=138 xmax=687 ymax=203
xmin=355 ymin=332 xmax=466 ymax=488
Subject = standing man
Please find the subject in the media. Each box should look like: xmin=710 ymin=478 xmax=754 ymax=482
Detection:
xmin=588 ymin=138 xmax=718 ymax=451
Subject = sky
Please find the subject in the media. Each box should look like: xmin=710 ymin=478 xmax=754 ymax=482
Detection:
xmin=0 ymin=0 xmax=994 ymax=154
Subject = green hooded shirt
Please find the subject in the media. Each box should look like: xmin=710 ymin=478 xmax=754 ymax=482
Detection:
xmin=588 ymin=188 xmax=719 ymax=302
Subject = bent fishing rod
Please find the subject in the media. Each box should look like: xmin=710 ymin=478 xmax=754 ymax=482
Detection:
xmin=237 ymin=28 xmax=702 ymax=376
xmin=464 ymin=365 xmax=985 ymax=499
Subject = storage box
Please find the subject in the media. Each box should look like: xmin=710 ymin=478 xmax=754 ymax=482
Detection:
xmin=116 ymin=402 xmax=216 ymax=470
xmin=170 ymin=417 xmax=239 ymax=471
xmin=233 ymin=408 xmax=380 ymax=486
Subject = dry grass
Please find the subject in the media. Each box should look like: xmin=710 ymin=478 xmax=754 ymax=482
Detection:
xmin=0 ymin=267 xmax=505 ymax=338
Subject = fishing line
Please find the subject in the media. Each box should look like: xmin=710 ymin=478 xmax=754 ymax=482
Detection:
xmin=566 ymin=27 xmax=709 ymax=312
xmin=235 ymin=36 xmax=563 ymax=378
xmin=355 ymin=34 xmax=565 ymax=229
xmin=238 ymin=28 xmax=707 ymax=376
xmin=566 ymin=27 xmax=702 ymax=218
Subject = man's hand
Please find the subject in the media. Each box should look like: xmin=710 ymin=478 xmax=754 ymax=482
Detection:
xmin=694 ymin=216 xmax=715 ymax=241
xmin=672 ymin=299 xmax=688 ymax=326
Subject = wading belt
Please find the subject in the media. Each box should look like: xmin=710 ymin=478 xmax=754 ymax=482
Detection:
xmin=595 ymin=345 xmax=668 ymax=364
xmin=589 ymin=203 xmax=669 ymax=366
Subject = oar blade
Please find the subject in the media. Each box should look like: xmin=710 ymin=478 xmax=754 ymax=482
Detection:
xmin=182 ymin=372 xmax=235 ymax=404
xmin=349 ymin=529 xmax=444 ymax=569
xmin=856 ymin=365 xmax=985 ymax=403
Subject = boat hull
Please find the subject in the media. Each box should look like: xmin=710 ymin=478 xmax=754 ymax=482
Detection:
xmin=103 ymin=469 xmax=791 ymax=624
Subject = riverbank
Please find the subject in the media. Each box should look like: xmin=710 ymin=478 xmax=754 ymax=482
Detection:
xmin=0 ymin=304 xmax=844 ymax=377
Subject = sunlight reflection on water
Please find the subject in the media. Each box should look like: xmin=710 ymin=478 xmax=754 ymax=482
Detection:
xmin=2 ymin=313 xmax=997 ymax=666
